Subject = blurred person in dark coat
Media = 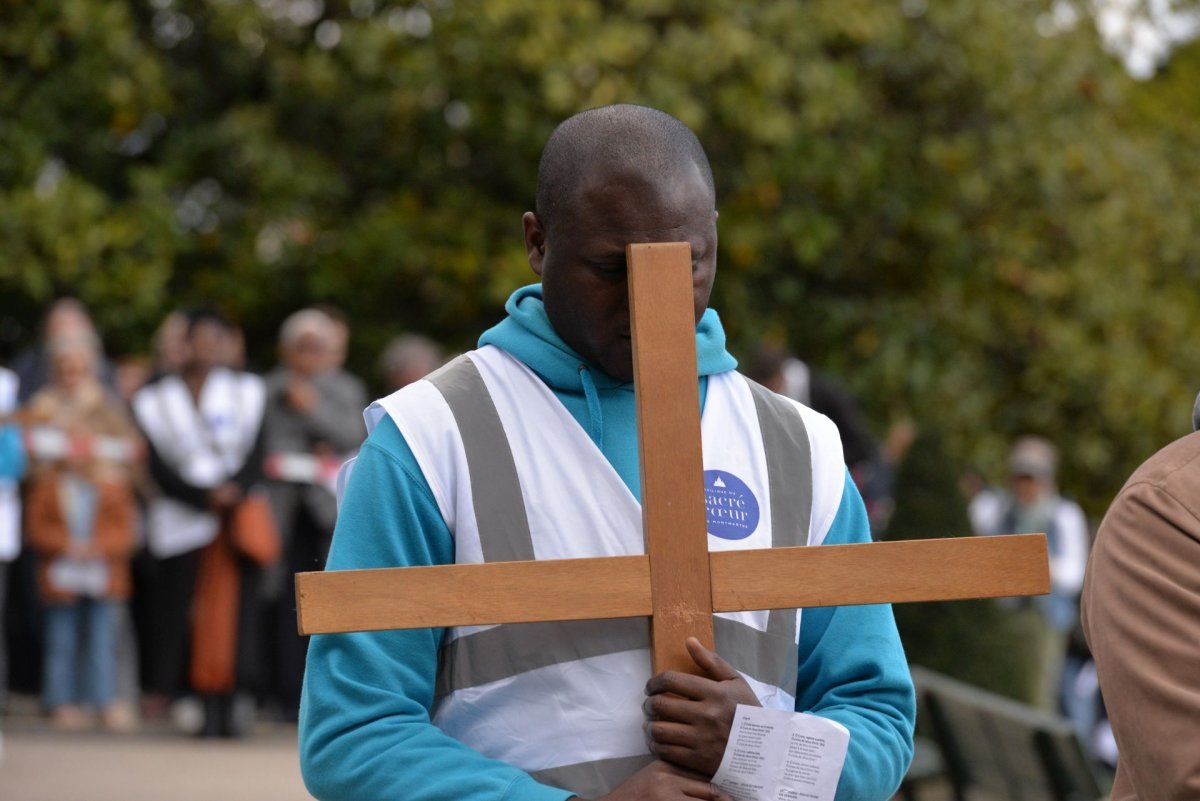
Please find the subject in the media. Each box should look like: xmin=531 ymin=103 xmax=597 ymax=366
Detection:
xmin=745 ymin=343 xmax=900 ymax=534
xmin=261 ymin=309 xmax=366 ymax=720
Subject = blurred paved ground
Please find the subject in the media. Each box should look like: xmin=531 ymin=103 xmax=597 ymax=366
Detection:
xmin=0 ymin=703 xmax=955 ymax=801
xmin=0 ymin=713 xmax=312 ymax=801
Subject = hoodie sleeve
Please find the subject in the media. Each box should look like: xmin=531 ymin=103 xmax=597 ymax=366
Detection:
xmin=298 ymin=415 xmax=572 ymax=801
xmin=795 ymin=470 xmax=916 ymax=801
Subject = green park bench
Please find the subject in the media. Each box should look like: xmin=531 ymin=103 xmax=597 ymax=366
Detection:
xmin=899 ymin=667 xmax=1109 ymax=801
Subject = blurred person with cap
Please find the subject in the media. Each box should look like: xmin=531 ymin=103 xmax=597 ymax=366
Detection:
xmin=260 ymin=308 xmax=366 ymax=720
xmin=1079 ymin=397 xmax=1200 ymax=800
xmin=974 ymin=435 xmax=1089 ymax=712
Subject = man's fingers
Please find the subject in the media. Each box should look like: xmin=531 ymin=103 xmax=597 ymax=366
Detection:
xmin=702 ymin=787 xmax=734 ymax=801
xmin=638 ymin=760 xmax=732 ymax=801
xmin=645 ymin=669 xmax=714 ymax=701
xmin=644 ymin=719 xmax=696 ymax=746
xmin=646 ymin=745 xmax=713 ymax=786
xmin=646 ymin=740 xmax=693 ymax=764
xmin=685 ymin=781 xmax=732 ymax=801
xmin=643 ymin=691 xmax=708 ymax=723
xmin=685 ymin=637 xmax=740 ymax=682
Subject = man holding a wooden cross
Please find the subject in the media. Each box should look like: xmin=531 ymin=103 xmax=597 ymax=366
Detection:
xmin=299 ymin=105 xmax=915 ymax=801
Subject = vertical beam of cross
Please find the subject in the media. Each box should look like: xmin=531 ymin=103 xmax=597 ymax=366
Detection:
xmin=628 ymin=242 xmax=716 ymax=675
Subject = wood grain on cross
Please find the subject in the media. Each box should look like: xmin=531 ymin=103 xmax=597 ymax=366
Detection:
xmin=296 ymin=242 xmax=1050 ymax=675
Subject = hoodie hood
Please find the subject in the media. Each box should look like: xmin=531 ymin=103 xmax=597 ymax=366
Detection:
xmin=477 ymin=283 xmax=737 ymax=499
xmin=478 ymin=284 xmax=737 ymax=392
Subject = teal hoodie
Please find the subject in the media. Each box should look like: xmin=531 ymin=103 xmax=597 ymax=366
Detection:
xmin=299 ymin=286 xmax=914 ymax=801
xmin=478 ymin=283 xmax=736 ymax=499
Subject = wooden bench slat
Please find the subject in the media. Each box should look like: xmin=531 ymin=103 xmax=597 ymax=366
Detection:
xmin=911 ymin=666 xmax=1107 ymax=801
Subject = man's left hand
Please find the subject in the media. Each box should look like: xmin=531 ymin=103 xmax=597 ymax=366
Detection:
xmin=642 ymin=637 xmax=761 ymax=777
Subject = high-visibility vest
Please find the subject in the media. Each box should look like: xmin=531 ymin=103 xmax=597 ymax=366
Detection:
xmin=371 ymin=345 xmax=848 ymax=798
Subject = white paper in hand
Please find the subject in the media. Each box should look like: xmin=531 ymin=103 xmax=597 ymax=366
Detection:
xmin=712 ymin=705 xmax=850 ymax=801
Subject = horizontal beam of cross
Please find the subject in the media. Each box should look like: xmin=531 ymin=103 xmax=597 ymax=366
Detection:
xmin=296 ymin=533 xmax=1048 ymax=635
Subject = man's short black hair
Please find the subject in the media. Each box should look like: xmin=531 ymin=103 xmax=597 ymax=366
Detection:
xmin=535 ymin=104 xmax=715 ymax=235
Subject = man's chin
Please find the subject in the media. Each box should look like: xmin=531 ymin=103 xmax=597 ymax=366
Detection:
xmin=602 ymin=343 xmax=635 ymax=383
xmin=593 ymin=360 xmax=634 ymax=383
xmin=612 ymin=368 xmax=635 ymax=383
xmin=577 ymin=347 xmax=630 ymax=383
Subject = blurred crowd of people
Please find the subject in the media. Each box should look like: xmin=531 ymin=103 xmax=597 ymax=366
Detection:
xmin=0 ymin=300 xmax=1105 ymax=770
xmin=0 ymin=299 xmax=443 ymax=738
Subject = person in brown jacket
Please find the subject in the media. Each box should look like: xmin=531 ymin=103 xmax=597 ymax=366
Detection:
xmin=23 ymin=333 xmax=141 ymax=731
xmin=1081 ymin=409 xmax=1200 ymax=800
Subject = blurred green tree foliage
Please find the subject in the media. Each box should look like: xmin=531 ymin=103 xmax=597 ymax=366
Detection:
xmin=2 ymin=0 xmax=1198 ymax=513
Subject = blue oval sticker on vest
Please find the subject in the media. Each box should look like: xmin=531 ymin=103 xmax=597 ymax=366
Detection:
xmin=704 ymin=470 xmax=760 ymax=540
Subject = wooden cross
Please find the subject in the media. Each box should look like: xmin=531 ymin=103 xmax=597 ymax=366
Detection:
xmin=296 ymin=242 xmax=1049 ymax=675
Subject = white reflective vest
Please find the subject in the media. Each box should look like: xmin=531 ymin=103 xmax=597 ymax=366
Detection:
xmin=370 ymin=345 xmax=847 ymax=797
xmin=133 ymin=368 xmax=265 ymax=557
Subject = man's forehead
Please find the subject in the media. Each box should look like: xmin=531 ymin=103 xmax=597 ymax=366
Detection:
xmin=564 ymin=165 xmax=713 ymax=227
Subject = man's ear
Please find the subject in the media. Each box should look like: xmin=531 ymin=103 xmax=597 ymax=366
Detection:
xmin=523 ymin=212 xmax=547 ymax=277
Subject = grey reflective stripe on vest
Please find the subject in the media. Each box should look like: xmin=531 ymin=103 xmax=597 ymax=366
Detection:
xmin=744 ymin=378 xmax=813 ymax=549
xmin=532 ymin=755 xmax=656 ymax=798
xmin=744 ymin=378 xmax=814 ymax=680
xmin=435 ymin=617 xmax=650 ymax=698
xmin=715 ymin=615 xmax=798 ymax=694
xmin=435 ymin=614 xmax=797 ymax=699
xmin=426 ymin=356 xmax=536 ymax=563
